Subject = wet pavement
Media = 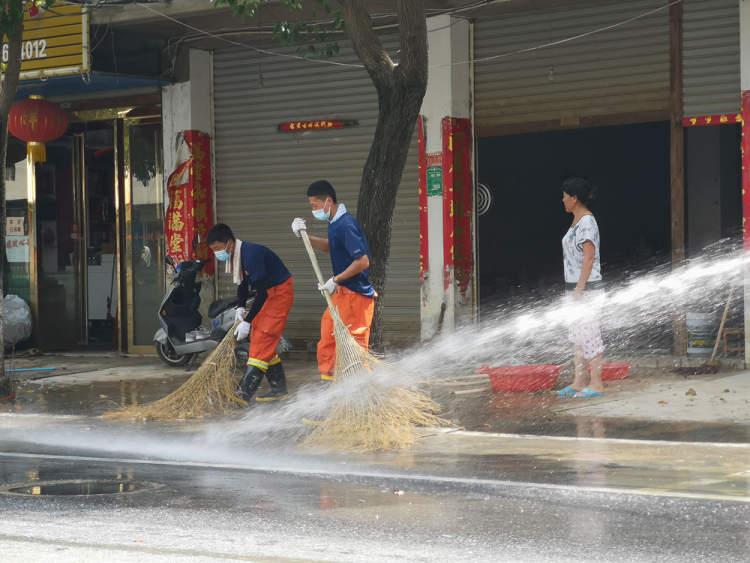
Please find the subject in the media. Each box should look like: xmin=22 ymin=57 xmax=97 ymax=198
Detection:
xmin=1 ymin=355 xmax=749 ymax=561
xmin=5 ymin=355 xmax=750 ymax=444
xmin=0 ymin=428 xmax=748 ymax=562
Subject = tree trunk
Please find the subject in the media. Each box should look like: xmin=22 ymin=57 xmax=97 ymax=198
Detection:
xmin=356 ymin=86 xmax=424 ymax=350
xmin=342 ymin=0 xmax=427 ymax=350
xmin=0 ymin=14 xmax=26 ymax=397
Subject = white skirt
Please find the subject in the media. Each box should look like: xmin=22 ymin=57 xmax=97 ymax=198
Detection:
xmin=566 ymin=289 xmax=605 ymax=361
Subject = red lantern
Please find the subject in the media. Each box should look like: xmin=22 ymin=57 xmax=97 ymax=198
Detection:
xmin=9 ymin=95 xmax=69 ymax=163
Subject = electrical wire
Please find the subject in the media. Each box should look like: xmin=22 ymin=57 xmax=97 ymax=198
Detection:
xmin=138 ymin=0 xmax=487 ymax=71
xmin=136 ymin=2 xmax=365 ymax=69
xmin=137 ymin=0 xmax=680 ymax=73
xmin=452 ymin=0 xmax=683 ymax=68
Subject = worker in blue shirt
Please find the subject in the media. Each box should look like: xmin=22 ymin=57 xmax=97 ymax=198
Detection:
xmin=291 ymin=180 xmax=375 ymax=381
xmin=207 ymin=224 xmax=294 ymax=402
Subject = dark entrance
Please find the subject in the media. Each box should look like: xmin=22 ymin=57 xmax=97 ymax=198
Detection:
xmin=477 ymin=121 xmax=671 ymax=307
xmin=35 ymin=122 xmax=118 ymax=350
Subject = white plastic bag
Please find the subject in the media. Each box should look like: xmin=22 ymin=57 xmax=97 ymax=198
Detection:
xmin=3 ymin=294 xmax=32 ymax=347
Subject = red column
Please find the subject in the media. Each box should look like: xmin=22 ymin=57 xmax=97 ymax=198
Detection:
xmin=441 ymin=117 xmax=474 ymax=300
xmin=742 ymin=92 xmax=750 ymax=250
xmin=442 ymin=119 xmax=455 ymax=292
xmin=418 ymin=116 xmax=429 ymax=284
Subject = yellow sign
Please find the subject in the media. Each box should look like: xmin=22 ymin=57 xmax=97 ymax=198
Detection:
xmin=2 ymin=2 xmax=89 ymax=80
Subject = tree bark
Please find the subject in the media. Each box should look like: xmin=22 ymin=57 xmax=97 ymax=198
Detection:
xmin=341 ymin=0 xmax=427 ymax=350
xmin=0 ymin=12 xmax=26 ymax=397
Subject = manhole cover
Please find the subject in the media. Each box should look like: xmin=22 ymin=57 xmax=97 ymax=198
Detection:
xmin=0 ymin=479 xmax=164 ymax=496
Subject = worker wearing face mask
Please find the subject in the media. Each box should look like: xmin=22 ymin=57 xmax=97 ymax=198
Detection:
xmin=207 ymin=223 xmax=294 ymax=402
xmin=291 ymin=180 xmax=375 ymax=382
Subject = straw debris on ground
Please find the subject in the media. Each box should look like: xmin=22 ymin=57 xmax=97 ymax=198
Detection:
xmin=104 ymin=327 xmax=245 ymax=421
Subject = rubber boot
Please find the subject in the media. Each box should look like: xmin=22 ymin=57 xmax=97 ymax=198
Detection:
xmin=256 ymin=363 xmax=288 ymax=402
xmin=238 ymin=366 xmax=265 ymax=402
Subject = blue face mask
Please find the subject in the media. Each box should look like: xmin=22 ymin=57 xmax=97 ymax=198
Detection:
xmin=312 ymin=200 xmax=331 ymax=222
xmin=214 ymin=248 xmax=231 ymax=262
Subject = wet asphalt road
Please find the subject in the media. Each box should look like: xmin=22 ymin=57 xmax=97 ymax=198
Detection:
xmin=0 ymin=438 xmax=748 ymax=562
xmin=1 ymin=362 xmax=749 ymax=562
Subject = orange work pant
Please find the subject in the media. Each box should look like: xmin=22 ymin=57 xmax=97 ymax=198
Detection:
xmin=247 ymin=277 xmax=294 ymax=372
xmin=317 ymin=286 xmax=375 ymax=377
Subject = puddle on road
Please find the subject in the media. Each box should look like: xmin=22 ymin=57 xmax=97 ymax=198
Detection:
xmin=2 ymin=376 xmax=193 ymax=417
xmin=1 ymin=479 xmax=164 ymax=496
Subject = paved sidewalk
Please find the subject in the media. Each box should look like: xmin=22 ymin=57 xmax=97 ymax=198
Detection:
xmin=557 ymin=372 xmax=750 ymax=424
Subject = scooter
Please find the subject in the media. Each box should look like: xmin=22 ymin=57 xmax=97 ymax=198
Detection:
xmin=154 ymin=256 xmax=295 ymax=367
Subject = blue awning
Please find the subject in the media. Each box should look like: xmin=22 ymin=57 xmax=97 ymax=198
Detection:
xmin=15 ymin=72 xmax=169 ymax=100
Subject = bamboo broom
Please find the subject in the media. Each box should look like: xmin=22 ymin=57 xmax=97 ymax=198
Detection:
xmin=104 ymin=323 xmax=246 ymax=421
xmin=299 ymin=229 xmax=447 ymax=450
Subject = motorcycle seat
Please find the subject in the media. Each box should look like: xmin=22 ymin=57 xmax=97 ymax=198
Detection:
xmin=208 ymin=297 xmax=238 ymax=319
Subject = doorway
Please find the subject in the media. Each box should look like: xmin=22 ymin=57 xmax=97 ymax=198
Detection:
xmin=477 ymin=121 xmax=672 ymax=307
xmin=84 ymin=123 xmax=118 ymax=347
xmin=29 ymin=115 xmax=165 ymax=353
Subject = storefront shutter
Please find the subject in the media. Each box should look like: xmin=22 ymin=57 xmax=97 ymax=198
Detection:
xmin=213 ymin=37 xmax=419 ymax=349
xmin=474 ymin=0 xmax=670 ymax=134
xmin=683 ymin=0 xmax=740 ymax=117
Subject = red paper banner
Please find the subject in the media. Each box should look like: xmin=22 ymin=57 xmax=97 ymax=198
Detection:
xmin=442 ymin=117 xmax=474 ymax=297
xmin=742 ymin=94 xmax=750 ymax=250
xmin=682 ymin=113 xmax=743 ymax=127
xmin=165 ymin=130 xmax=215 ymax=275
xmin=418 ymin=116 xmax=429 ymax=284
xmin=278 ymin=119 xmax=357 ymax=132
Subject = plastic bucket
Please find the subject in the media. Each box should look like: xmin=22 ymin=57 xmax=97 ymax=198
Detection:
xmin=686 ymin=312 xmax=716 ymax=355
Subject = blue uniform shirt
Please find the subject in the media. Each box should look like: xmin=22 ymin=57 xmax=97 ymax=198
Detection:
xmin=237 ymin=242 xmax=291 ymax=322
xmin=327 ymin=210 xmax=375 ymax=297
xmin=240 ymin=242 xmax=291 ymax=289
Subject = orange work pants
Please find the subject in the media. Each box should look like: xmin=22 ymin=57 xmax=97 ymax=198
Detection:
xmin=317 ymin=286 xmax=375 ymax=377
xmin=247 ymin=277 xmax=294 ymax=372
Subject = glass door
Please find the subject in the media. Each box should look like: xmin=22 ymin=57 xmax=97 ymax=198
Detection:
xmin=122 ymin=118 xmax=165 ymax=353
xmin=31 ymin=135 xmax=87 ymax=349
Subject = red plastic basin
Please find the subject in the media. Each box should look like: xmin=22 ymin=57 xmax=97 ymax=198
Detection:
xmin=480 ymin=365 xmax=561 ymax=393
xmin=600 ymin=362 xmax=631 ymax=381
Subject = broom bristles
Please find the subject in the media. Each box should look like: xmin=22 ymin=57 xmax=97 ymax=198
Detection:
xmin=303 ymin=305 xmax=450 ymax=451
xmin=104 ymin=326 xmax=245 ymax=422
xmin=104 ymin=296 xmax=449 ymax=450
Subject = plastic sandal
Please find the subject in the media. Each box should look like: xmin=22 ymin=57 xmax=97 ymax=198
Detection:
xmin=557 ymin=385 xmax=578 ymax=398
xmin=574 ymin=387 xmax=604 ymax=399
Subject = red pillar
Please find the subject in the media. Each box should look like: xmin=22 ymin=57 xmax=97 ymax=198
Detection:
xmin=742 ymin=92 xmax=750 ymax=250
xmin=441 ymin=117 xmax=474 ymax=303
xmin=418 ymin=117 xmax=429 ymax=284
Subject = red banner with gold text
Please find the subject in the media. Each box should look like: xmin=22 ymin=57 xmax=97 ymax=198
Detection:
xmin=165 ymin=130 xmax=214 ymax=275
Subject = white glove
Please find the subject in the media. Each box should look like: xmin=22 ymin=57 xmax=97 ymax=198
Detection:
xmin=234 ymin=321 xmax=251 ymax=342
xmin=234 ymin=308 xmax=247 ymax=322
xmin=318 ymin=276 xmax=338 ymax=295
xmin=291 ymin=217 xmax=306 ymax=238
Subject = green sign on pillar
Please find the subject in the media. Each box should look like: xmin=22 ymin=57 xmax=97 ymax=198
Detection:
xmin=427 ymin=166 xmax=443 ymax=196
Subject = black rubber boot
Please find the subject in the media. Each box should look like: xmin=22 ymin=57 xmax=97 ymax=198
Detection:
xmin=238 ymin=366 xmax=265 ymax=402
xmin=256 ymin=363 xmax=288 ymax=402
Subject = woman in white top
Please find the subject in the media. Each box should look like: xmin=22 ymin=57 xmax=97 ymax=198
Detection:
xmin=558 ymin=177 xmax=605 ymax=399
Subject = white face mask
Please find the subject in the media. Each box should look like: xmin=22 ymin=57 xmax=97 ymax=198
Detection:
xmin=214 ymin=249 xmax=230 ymax=262
xmin=312 ymin=200 xmax=331 ymax=221
xmin=214 ymin=246 xmax=231 ymax=262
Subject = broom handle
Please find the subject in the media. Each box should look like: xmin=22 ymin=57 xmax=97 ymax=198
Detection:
xmin=299 ymin=229 xmax=336 ymax=311
xmin=710 ymin=286 xmax=735 ymax=363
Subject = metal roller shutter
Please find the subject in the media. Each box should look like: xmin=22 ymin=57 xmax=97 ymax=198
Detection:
xmin=683 ymin=0 xmax=740 ymax=117
xmin=474 ymin=0 xmax=670 ymax=133
xmin=213 ymin=37 xmax=419 ymax=348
